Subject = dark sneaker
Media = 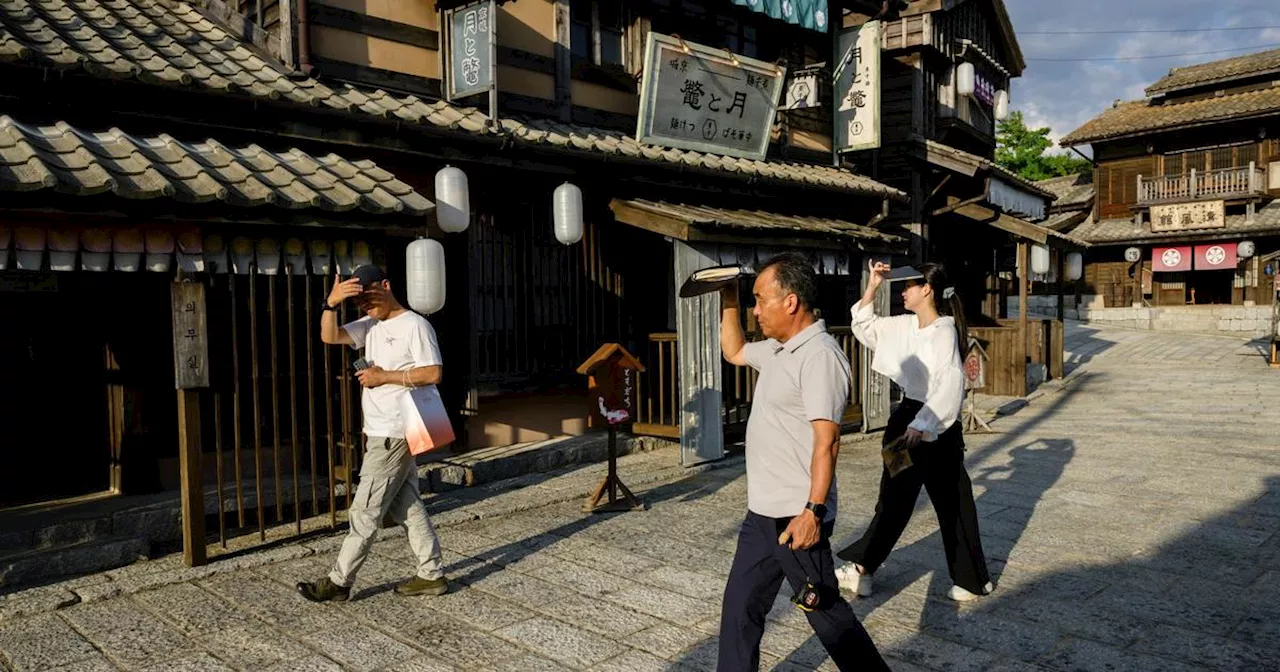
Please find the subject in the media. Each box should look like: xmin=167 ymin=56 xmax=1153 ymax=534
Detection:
xmin=395 ymin=576 xmax=449 ymax=597
xmin=296 ymin=577 xmax=350 ymax=603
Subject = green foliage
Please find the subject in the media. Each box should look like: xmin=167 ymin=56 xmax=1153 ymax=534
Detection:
xmin=995 ymin=111 xmax=1091 ymax=181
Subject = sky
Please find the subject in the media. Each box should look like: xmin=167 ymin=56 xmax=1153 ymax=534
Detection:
xmin=1004 ymin=0 xmax=1280 ymax=153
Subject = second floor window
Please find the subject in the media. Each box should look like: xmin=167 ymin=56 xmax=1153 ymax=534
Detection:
xmin=1162 ymin=142 xmax=1259 ymax=175
xmin=571 ymin=0 xmax=625 ymax=68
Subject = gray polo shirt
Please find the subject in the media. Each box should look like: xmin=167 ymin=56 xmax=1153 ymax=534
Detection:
xmin=742 ymin=319 xmax=851 ymax=522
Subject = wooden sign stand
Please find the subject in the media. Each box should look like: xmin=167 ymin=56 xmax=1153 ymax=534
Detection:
xmin=576 ymin=344 xmax=647 ymax=514
xmin=962 ymin=338 xmax=993 ymax=434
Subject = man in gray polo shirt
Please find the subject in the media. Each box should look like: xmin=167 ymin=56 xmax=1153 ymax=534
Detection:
xmin=716 ymin=253 xmax=887 ymax=671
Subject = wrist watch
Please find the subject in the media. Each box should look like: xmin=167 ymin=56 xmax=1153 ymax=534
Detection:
xmin=321 ymin=300 xmax=337 ymax=312
xmin=804 ymin=502 xmax=827 ymax=519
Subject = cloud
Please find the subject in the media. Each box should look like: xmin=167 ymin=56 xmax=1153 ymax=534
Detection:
xmin=1004 ymin=0 xmax=1280 ymax=148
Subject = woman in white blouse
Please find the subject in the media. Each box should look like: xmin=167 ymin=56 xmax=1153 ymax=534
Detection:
xmin=834 ymin=261 xmax=993 ymax=602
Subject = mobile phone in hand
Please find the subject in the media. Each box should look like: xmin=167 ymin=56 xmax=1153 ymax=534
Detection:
xmin=353 ymin=358 xmax=370 ymax=372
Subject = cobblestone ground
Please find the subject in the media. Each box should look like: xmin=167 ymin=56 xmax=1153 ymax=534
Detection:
xmin=2 ymin=323 xmax=1280 ymax=671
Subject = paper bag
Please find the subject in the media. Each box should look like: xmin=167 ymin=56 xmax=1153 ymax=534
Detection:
xmin=881 ymin=436 xmax=913 ymax=478
xmin=399 ymin=386 xmax=455 ymax=456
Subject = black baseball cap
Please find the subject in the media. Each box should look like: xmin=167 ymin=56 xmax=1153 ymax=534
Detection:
xmin=350 ymin=264 xmax=387 ymax=288
xmin=885 ymin=266 xmax=924 ymax=282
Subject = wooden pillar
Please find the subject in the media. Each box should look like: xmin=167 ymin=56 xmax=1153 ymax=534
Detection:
xmin=553 ymin=0 xmax=572 ymax=122
xmin=1018 ymin=240 xmax=1029 ymax=360
xmin=178 ymin=389 xmax=206 ymax=567
xmin=1056 ymin=248 xmax=1065 ymax=321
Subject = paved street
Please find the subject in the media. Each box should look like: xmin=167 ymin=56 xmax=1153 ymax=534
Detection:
xmin=2 ymin=323 xmax=1280 ymax=671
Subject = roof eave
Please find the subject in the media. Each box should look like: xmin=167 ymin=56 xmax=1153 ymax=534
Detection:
xmin=1061 ymin=106 xmax=1280 ymax=147
xmin=1145 ymin=66 xmax=1280 ymax=97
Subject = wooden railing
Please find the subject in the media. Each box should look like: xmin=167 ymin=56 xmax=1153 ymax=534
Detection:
xmin=1138 ymin=164 xmax=1267 ymax=204
xmin=632 ymin=328 xmax=863 ymax=439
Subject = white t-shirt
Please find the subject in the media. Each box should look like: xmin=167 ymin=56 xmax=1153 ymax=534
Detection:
xmin=343 ymin=311 xmax=443 ymax=438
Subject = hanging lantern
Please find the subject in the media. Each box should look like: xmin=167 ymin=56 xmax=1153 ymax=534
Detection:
xmin=405 ymin=237 xmax=446 ymax=315
xmin=1124 ymin=247 xmax=1142 ymax=263
xmin=1239 ymin=240 xmax=1256 ymax=259
xmin=82 ymin=228 xmax=112 ymax=272
xmin=203 ymin=234 xmax=228 ymax=274
xmin=553 ymin=182 xmax=584 ymax=245
xmin=48 ymin=228 xmax=79 ymax=272
xmin=956 ymin=62 xmax=975 ymax=96
xmin=1065 ymin=252 xmax=1083 ymax=282
xmin=994 ymin=89 xmax=1010 ymax=121
xmin=435 ymin=165 xmax=470 ymax=234
xmin=1030 ymin=244 xmax=1050 ymax=276
xmin=113 ymin=228 xmax=143 ymax=272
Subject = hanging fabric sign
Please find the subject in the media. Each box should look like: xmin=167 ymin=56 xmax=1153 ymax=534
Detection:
xmin=731 ymin=0 xmax=829 ymax=32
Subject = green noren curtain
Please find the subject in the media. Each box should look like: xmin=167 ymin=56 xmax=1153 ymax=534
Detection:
xmin=731 ymin=0 xmax=829 ymax=32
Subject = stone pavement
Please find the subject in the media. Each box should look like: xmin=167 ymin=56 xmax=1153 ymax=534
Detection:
xmin=3 ymin=323 xmax=1280 ymax=671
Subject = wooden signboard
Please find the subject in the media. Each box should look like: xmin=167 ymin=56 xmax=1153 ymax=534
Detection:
xmin=963 ymin=339 xmax=987 ymax=391
xmin=576 ymin=344 xmax=646 ymax=513
xmin=171 ymin=282 xmax=210 ymax=389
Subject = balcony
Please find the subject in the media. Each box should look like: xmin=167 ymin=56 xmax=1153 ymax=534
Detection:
xmin=1138 ymin=164 xmax=1268 ymax=205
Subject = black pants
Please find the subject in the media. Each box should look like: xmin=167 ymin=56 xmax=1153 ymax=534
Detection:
xmin=718 ymin=511 xmax=889 ymax=671
xmin=836 ymin=399 xmax=991 ymax=594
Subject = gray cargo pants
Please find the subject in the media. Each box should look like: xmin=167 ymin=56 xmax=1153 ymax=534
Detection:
xmin=329 ymin=436 xmax=444 ymax=588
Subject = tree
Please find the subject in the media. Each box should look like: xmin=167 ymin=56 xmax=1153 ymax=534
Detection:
xmin=994 ymin=111 xmax=1091 ymax=181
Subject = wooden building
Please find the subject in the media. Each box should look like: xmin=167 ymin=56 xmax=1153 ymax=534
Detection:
xmin=0 ymin=0 xmax=908 ymax=536
xmin=1059 ymin=47 xmax=1280 ymax=310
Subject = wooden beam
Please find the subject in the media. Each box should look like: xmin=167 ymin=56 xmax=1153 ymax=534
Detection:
xmin=177 ymin=389 xmax=207 ymax=567
xmin=688 ymin=229 xmax=847 ymax=251
xmin=1056 ymin=249 xmax=1065 ymax=321
xmin=1017 ymin=240 xmax=1029 ymax=387
xmin=307 ymin=3 xmax=440 ymax=50
xmin=553 ymin=0 xmax=572 ymax=122
xmin=608 ymin=199 xmax=691 ymax=240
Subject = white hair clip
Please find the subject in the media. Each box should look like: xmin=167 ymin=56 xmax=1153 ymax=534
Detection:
xmin=942 ymin=286 xmax=956 ymax=299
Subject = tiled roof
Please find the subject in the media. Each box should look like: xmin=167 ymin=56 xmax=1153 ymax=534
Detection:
xmin=1146 ymin=47 xmax=1280 ymax=96
xmin=923 ymin=140 xmax=1056 ymax=200
xmin=1071 ymin=202 xmax=1280 ymax=246
xmin=0 ymin=0 xmax=901 ymax=199
xmin=614 ymin=199 xmax=906 ymax=247
xmin=0 ymin=115 xmax=433 ymax=215
xmin=1060 ymin=86 xmax=1280 ymax=146
xmin=1035 ymin=173 xmax=1094 ymax=210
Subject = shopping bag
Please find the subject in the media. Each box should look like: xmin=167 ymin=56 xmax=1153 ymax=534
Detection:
xmin=398 ymin=385 xmax=456 ymax=456
xmin=881 ymin=435 xmax=913 ymax=477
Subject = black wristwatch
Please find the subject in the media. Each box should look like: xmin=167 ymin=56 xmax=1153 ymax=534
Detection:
xmin=321 ymin=300 xmax=337 ymax=312
xmin=804 ymin=502 xmax=827 ymax=519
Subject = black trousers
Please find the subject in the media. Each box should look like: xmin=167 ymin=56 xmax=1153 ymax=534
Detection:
xmin=836 ymin=399 xmax=991 ymax=594
xmin=718 ymin=511 xmax=889 ymax=672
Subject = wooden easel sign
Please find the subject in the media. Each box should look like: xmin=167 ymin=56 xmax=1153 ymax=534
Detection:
xmin=962 ymin=338 xmax=993 ymax=433
xmin=576 ymin=343 xmax=647 ymax=513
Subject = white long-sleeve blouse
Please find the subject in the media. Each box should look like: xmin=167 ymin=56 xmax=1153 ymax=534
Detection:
xmin=849 ymin=300 xmax=965 ymax=441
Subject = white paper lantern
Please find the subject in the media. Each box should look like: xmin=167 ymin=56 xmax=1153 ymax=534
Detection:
xmin=435 ymin=165 xmax=470 ymax=233
xmin=1030 ymin=244 xmax=1050 ymax=276
xmin=406 ymin=237 xmax=446 ymax=315
xmin=994 ymin=89 xmax=1010 ymax=121
xmin=1239 ymin=240 xmax=1256 ymax=259
xmin=553 ymin=182 xmax=584 ymax=245
xmin=1065 ymin=252 xmax=1083 ymax=282
xmin=1124 ymin=247 xmax=1142 ymax=263
xmin=956 ymin=62 xmax=975 ymax=97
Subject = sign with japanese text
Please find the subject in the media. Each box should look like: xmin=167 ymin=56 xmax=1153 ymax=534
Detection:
xmin=834 ymin=20 xmax=881 ymax=153
xmin=782 ymin=69 xmax=819 ymax=110
xmin=1153 ymin=246 xmax=1193 ymax=273
xmin=1194 ymin=242 xmax=1238 ymax=271
xmin=636 ymin=32 xmax=786 ymax=161
xmin=446 ymin=0 xmax=495 ymax=100
xmin=171 ymin=282 xmax=210 ymax=389
xmin=1150 ymin=200 xmax=1226 ymax=233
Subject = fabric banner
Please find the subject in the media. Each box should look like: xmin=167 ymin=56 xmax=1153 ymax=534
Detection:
xmin=1194 ymin=243 xmax=1238 ymax=271
xmin=731 ymin=0 xmax=829 ymax=32
xmin=1153 ymin=246 xmax=1192 ymax=272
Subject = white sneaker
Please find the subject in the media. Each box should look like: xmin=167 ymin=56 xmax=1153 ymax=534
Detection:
xmin=835 ymin=562 xmax=874 ymax=597
xmin=947 ymin=582 xmax=994 ymax=602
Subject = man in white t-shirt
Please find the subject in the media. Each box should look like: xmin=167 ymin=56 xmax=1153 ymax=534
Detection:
xmin=297 ymin=265 xmax=449 ymax=602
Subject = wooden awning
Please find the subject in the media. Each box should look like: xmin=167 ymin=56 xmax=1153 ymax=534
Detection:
xmin=608 ymin=198 xmax=906 ymax=252
xmin=944 ymin=198 xmax=1090 ymax=250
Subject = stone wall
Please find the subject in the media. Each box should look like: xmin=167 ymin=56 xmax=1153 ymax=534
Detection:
xmin=1008 ymin=297 xmax=1278 ymax=338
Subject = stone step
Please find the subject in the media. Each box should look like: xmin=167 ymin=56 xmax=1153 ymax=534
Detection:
xmin=417 ymin=433 xmax=673 ymax=493
xmin=0 ymin=537 xmax=149 ymax=590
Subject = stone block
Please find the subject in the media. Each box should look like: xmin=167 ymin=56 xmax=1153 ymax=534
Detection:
xmin=300 ymin=623 xmax=419 ymax=672
xmin=495 ymin=617 xmax=625 ymax=669
xmin=0 ymin=613 xmax=100 ymax=671
xmin=33 ymin=519 xmax=112 ymax=550
xmin=113 ymin=508 xmax=181 ymax=542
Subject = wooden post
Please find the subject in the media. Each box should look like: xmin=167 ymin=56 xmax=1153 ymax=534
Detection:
xmin=1017 ymin=241 xmax=1029 ymax=362
xmin=172 ymin=281 xmax=210 ymax=567
xmin=1056 ymin=249 xmax=1065 ymax=321
xmin=177 ymin=390 xmax=206 ymax=567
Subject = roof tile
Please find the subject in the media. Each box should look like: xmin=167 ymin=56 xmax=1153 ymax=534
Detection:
xmin=1062 ymin=86 xmax=1280 ymax=146
xmin=1146 ymin=47 xmax=1280 ymax=96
